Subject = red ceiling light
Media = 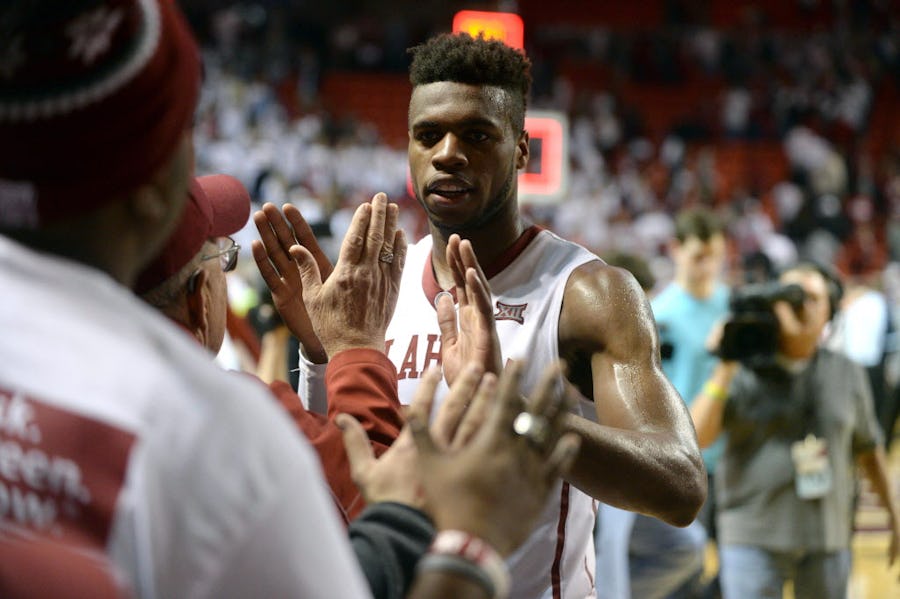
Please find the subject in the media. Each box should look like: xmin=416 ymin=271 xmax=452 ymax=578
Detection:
xmin=452 ymin=10 xmax=524 ymax=50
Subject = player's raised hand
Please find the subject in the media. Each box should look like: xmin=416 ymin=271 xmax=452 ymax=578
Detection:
xmin=437 ymin=234 xmax=502 ymax=386
xmin=291 ymin=193 xmax=406 ymax=358
xmin=408 ymin=360 xmax=580 ymax=556
xmin=252 ymin=202 xmax=333 ymax=363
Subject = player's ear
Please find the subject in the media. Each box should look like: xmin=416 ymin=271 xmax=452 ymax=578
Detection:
xmin=516 ymin=130 xmax=529 ymax=170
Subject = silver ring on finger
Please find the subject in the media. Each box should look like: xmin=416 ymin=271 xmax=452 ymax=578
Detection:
xmin=513 ymin=411 xmax=551 ymax=449
xmin=379 ymin=251 xmax=394 ymax=264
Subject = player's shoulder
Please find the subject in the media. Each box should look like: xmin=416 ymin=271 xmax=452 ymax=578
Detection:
xmin=566 ymin=258 xmax=644 ymax=302
xmin=561 ymin=260 xmax=647 ymax=331
xmin=559 ymin=259 xmax=655 ymax=350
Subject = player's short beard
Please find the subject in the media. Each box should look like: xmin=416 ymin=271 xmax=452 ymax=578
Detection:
xmin=417 ymin=160 xmax=517 ymax=236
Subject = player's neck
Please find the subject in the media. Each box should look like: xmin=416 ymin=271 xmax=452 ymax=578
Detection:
xmin=429 ymin=215 xmax=526 ymax=290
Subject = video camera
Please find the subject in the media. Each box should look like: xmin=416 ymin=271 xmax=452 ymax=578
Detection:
xmin=717 ymin=282 xmax=806 ymax=364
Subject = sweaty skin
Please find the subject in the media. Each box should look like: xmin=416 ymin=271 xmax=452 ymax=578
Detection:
xmin=559 ymin=262 xmax=705 ymax=524
xmin=408 ymin=81 xmax=706 ymax=526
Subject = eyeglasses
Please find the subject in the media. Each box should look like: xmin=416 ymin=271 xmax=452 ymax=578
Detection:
xmin=201 ymin=236 xmax=240 ymax=272
xmin=186 ymin=237 xmax=240 ymax=295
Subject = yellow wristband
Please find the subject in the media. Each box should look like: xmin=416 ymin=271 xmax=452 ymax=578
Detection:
xmin=703 ymin=381 xmax=728 ymax=403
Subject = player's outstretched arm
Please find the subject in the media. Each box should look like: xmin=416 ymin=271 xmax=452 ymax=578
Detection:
xmin=558 ymin=261 xmax=706 ymax=526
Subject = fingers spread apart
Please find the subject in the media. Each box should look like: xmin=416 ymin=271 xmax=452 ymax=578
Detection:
xmin=490 ymin=360 xmax=580 ymax=480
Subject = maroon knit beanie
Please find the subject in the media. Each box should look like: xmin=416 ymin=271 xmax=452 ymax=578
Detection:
xmin=0 ymin=0 xmax=201 ymax=228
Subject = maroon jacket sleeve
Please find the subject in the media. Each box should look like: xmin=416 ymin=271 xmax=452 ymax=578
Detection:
xmin=267 ymin=348 xmax=403 ymax=522
xmin=325 ymin=348 xmax=404 ymax=452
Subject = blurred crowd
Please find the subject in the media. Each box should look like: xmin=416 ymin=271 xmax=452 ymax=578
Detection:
xmin=3 ymin=1 xmax=899 ymax=596
xmin=185 ymin=1 xmax=900 ymax=407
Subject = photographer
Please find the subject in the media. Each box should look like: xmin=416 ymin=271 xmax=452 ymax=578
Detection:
xmin=691 ymin=263 xmax=900 ymax=598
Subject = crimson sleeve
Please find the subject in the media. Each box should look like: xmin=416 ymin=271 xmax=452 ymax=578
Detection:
xmin=267 ymin=349 xmax=404 ymax=522
xmin=325 ymin=348 xmax=404 ymax=455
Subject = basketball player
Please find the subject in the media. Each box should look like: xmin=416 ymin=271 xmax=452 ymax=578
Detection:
xmin=274 ymin=33 xmax=706 ymax=598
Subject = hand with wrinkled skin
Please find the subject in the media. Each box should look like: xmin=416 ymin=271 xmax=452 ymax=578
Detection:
xmin=291 ymin=193 xmax=405 ymax=358
xmin=408 ymin=360 xmax=581 ymax=557
xmin=252 ymin=202 xmax=336 ymax=364
xmin=337 ymin=362 xmax=497 ymax=508
xmin=437 ymin=234 xmax=502 ymax=386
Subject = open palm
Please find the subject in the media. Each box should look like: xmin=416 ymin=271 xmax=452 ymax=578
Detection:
xmin=437 ymin=235 xmax=502 ymax=386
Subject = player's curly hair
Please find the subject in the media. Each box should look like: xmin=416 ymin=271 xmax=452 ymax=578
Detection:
xmin=408 ymin=33 xmax=532 ymax=132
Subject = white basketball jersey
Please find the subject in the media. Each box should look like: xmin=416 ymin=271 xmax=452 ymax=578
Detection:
xmin=385 ymin=227 xmax=600 ymax=599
